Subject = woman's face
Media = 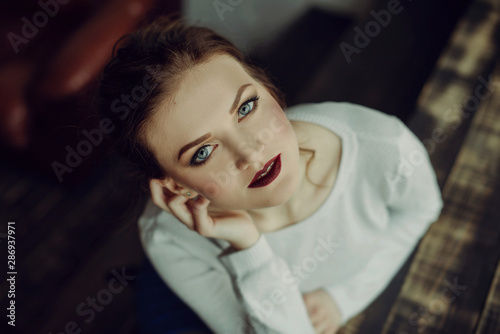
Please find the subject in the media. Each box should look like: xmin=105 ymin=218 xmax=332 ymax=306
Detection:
xmin=145 ymin=54 xmax=301 ymax=211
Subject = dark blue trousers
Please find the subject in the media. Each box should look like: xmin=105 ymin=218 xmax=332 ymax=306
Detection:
xmin=135 ymin=257 xmax=212 ymax=334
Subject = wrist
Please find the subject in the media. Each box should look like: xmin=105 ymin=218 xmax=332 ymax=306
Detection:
xmin=230 ymin=231 xmax=261 ymax=251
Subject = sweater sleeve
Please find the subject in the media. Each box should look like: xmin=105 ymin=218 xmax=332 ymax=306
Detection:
xmin=325 ymin=117 xmax=444 ymax=326
xmin=143 ymin=225 xmax=316 ymax=334
xmin=143 ymin=227 xmax=246 ymax=334
xmin=218 ymin=234 xmax=317 ymax=333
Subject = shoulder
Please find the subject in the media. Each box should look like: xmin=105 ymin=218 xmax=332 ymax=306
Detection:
xmin=288 ymin=102 xmax=425 ymax=199
xmin=285 ymin=101 xmax=402 ymax=139
xmin=286 ymin=101 xmax=407 ymax=172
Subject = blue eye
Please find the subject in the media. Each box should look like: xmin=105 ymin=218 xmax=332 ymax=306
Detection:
xmin=238 ymin=95 xmax=259 ymax=120
xmin=190 ymin=144 xmax=216 ymax=166
xmin=189 ymin=95 xmax=260 ymax=167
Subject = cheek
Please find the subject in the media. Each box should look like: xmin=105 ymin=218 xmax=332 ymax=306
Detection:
xmin=269 ymin=101 xmax=288 ymax=132
xmin=255 ymin=100 xmax=288 ymax=143
xmin=267 ymin=102 xmax=294 ymax=143
xmin=199 ymin=181 xmax=222 ymax=200
xmin=193 ymin=170 xmax=235 ymax=200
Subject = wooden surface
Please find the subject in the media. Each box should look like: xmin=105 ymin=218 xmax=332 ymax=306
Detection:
xmin=0 ymin=158 xmax=146 ymax=334
xmin=339 ymin=0 xmax=500 ymax=333
xmin=0 ymin=0 xmax=499 ymax=333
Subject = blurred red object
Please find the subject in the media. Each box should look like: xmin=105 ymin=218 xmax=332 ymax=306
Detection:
xmin=0 ymin=0 xmax=181 ymax=185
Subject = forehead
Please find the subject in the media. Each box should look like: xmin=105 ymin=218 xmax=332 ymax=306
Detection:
xmin=146 ymin=54 xmax=255 ymax=161
xmin=155 ymin=54 xmax=252 ymax=115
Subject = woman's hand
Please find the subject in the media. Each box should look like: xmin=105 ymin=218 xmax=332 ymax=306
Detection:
xmin=149 ymin=180 xmax=260 ymax=250
xmin=302 ymin=288 xmax=342 ymax=334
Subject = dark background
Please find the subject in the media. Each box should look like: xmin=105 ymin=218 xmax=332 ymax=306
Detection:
xmin=0 ymin=0 xmax=477 ymax=333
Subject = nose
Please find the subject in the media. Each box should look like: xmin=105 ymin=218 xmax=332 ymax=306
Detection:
xmin=234 ymin=138 xmax=265 ymax=171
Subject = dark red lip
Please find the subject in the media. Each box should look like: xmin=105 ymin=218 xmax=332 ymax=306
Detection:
xmin=248 ymin=154 xmax=281 ymax=188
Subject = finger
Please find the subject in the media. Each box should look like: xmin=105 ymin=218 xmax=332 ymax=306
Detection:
xmin=325 ymin=323 xmax=340 ymax=334
xmin=314 ymin=318 xmax=329 ymax=334
xmin=303 ymin=296 xmax=311 ymax=309
xmin=167 ymin=194 xmax=195 ymax=229
xmin=190 ymin=194 xmax=210 ymax=211
xmin=302 ymin=298 xmax=321 ymax=320
xmin=303 ymin=292 xmax=317 ymax=309
xmin=189 ymin=196 xmax=213 ymax=234
xmin=303 ymin=298 xmax=315 ymax=317
xmin=309 ymin=309 xmax=324 ymax=325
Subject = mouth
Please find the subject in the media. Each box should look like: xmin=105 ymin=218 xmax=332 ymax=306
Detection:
xmin=248 ymin=154 xmax=281 ymax=188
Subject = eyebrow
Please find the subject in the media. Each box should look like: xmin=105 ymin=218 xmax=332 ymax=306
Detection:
xmin=177 ymin=83 xmax=252 ymax=161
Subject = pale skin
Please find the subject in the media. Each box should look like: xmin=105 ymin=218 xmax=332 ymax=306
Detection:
xmin=146 ymin=54 xmax=341 ymax=333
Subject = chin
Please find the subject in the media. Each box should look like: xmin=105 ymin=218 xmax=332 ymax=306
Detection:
xmin=279 ymin=168 xmax=300 ymax=202
xmin=263 ymin=165 xmax=300 ymax=208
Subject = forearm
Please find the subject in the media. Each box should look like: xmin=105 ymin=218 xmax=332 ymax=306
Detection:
xmin=229 ymin=230 xmax=261 ymax=251
xmin=219 ymin=235 xmax=316 ymax=333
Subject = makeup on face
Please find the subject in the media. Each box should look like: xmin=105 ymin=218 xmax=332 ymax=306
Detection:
xmin=148 ymin=55 xmax=300 ymax=209
xmin=248 ymin=154 xmax=281 ymax=188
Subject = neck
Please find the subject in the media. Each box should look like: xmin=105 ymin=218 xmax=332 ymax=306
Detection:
xmin=245 ymin=150 xmax=309 ymax=232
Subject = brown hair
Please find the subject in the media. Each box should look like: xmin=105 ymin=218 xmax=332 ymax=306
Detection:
xmin=96 ymin=14 xmax=324 ymax=196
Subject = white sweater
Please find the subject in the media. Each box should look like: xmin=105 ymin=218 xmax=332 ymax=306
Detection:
xmin=138 ymin=101 xmax=444 ymax=333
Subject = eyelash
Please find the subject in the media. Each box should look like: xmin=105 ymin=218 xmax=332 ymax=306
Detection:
xmin=189 ymin=95 xmax=260 ymax=167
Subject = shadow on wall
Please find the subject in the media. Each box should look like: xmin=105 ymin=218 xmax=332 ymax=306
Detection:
xmin=187 ymin=0 xmax=474 ymax=125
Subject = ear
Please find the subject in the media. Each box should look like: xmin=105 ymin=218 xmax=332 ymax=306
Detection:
xmin=149 ymin=179 xmax=171 ymax=212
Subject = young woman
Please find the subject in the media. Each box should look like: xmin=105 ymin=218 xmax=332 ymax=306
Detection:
xmin=97 ymin=15 xmax=444 ymax=334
